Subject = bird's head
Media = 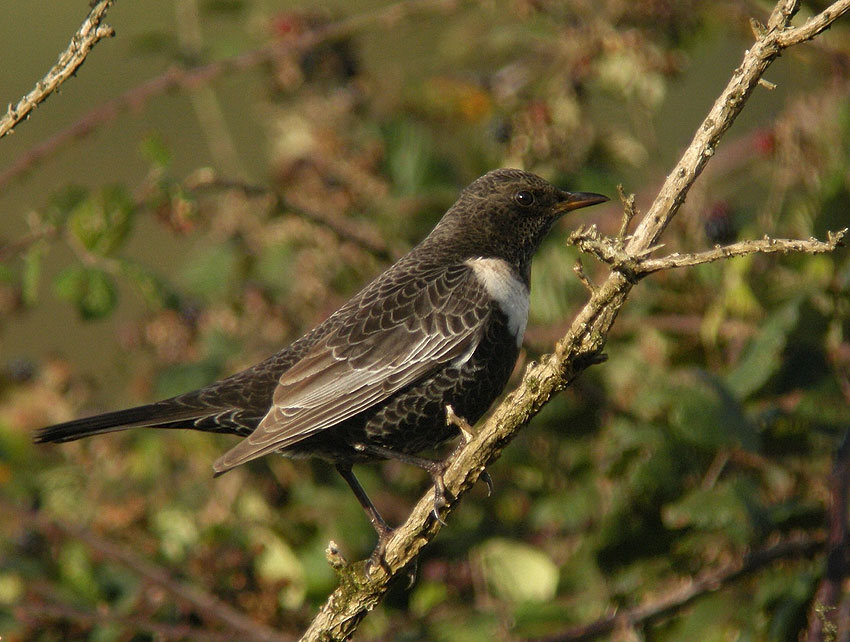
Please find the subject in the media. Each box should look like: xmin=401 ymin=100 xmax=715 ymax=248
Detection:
xmin=426 ymin=168 xmax=608 ymax=275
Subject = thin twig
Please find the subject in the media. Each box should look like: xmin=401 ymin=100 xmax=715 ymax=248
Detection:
xmin=0 ymin=0 xmax=116 ymax=139
xmin=638 ymin=231 xmax=847 ymax=273
xmin=570 ymin=227 xmax=847 ymax=276
xmin=527 ymin=535 xmax=826 ymax=642
xmin=0 ymin=223 xmax=59 ymax=263
xmin=1 ymin=172 xmax=395 ymax=265
xmin=777 ymin=0 xmax=850 ymax=46
xmin=176 ymin=0 xmax=244 ymax=177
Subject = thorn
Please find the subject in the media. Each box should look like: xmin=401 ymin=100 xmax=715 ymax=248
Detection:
xmin=616 ymin=185 xmax=637 ymax=239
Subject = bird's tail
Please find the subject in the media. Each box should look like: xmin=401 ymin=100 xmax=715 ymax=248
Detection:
xmin=34 ymin=403 xmax=206 ymax=444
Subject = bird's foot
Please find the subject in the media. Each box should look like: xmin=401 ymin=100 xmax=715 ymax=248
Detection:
xmin=365 ymin=525 xmax=394 ymax=578
xmin=429 ymin=465 xmax=452 ymax=526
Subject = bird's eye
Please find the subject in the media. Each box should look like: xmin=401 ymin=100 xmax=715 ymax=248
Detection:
xmin=514 ymin=190 xmax=534 ymax=207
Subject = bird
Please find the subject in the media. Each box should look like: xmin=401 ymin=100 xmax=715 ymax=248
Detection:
xmin=35 ymin=168 xmax=607 ymax=565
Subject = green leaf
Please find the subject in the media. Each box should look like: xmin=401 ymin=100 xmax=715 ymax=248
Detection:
xmin=381 ymin=119 xmax=451 ymax=197
xmin=117 ymin=258 xmax=177 ymax=308
xmin=58 ymin=541 xmax=99 ymax=602
xmin=410 ymin=581 xmax=449 ymax=617
xmin=154 ymin=361 xmax=220 ymax=399
xmin=153 ymin=507 xmax=199 ymax=562
xmin=68 ymin=185 xmax=135 ymax=255
xmin=46 ymin=185 xmax=89 ymax=224
xmin=140 ymin=134 xmax=172 ymax=169
xmin=252 ymin=528 xmax=306 ymax=610
xmin=725 ymin=300 xmax=801 ymax=398
xmin=254 ymin=241 xmax=295 ymax=296
xmin=53 ymin=266 xmax=118 ymax=319
xmin=0 ymin=573 xmax=24 ymax=605
xmin=476 ymin=538 xmax=559 ymax=603
xmin=662 ymin=479 xmax=758 ymax=544
xmin=180 ymin=242 xmax=239 ymax=300
xmin=669 ymin=371 xmax=759 ymax=451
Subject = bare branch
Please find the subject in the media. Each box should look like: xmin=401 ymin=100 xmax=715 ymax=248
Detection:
xmin=638 ymin=231 xmax=846 ymax=274
xmin=0 ymin=0 xmax=116 ymax=139
xmin=569 ymin=226 xmax=847 ymax=276
xmin=778 ymin=0 xmax=850 ymax=46
xmin=180 ymin=171 xmax=396 ymax=262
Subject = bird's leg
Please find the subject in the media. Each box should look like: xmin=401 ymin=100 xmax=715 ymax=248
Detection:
xmin=352 ymin=443 xmax=452 ymax=525
xmin=334 ymin=463 xmax=393 ymax=575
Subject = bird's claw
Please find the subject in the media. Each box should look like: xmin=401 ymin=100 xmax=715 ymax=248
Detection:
xmin=405 ymin=556 xmax=419 ymax=588
xmin=364 ymin=527 xmax=394 ymax=578
xmin=480 ymin=469 xmax=494 ymax=496
xmin=431 ymin=468 xmax=451 ymax=525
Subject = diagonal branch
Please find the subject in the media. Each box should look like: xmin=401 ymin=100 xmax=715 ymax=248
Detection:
xmin=0 ymin=0 xmax=116 ymax=139
xmin=299 ymin=1 xmax=850 ymax=640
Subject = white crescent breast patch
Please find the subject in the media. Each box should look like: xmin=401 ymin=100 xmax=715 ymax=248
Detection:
xmin=466 ymin=257 xmax=530 ymax=347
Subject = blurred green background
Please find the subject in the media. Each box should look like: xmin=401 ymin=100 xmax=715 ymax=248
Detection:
xmin=1 ymin=1 xmax=849 ymax=640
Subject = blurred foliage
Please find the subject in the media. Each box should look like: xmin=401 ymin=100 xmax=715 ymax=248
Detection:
xmin=1 ymin=0 xmax=849 ymax=641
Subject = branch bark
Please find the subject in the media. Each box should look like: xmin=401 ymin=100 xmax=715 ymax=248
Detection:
xmin=569 ymin=225 xmax=847 ymax=276
xmin=299 ymin=1 xmax=850 ymax=639
xmin=0 ymin=0 xmax=116 ymax=139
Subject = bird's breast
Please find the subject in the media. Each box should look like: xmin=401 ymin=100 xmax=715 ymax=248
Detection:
xmin=465 ymin=257 xmax=529 ymax=346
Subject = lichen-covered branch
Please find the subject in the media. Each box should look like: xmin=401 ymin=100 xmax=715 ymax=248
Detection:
xmin=569 ymin=225 xmax=848 ymax=276
xmin=299 ymin=1 xmax=850 ymax=640
xmin=0 ymin=0 xmax=116 ymax=139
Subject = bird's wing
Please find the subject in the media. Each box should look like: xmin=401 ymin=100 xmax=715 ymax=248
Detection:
xmin=213 ymin=263 xmax=491 ymax=472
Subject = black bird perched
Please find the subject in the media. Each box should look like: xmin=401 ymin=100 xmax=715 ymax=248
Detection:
xmin=35 ymin=168 xmax=607 ymax=561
